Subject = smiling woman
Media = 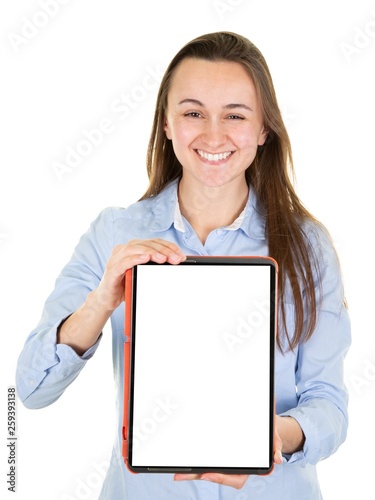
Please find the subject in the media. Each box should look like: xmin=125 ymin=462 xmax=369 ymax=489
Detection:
xmin=16 ymin=31 xmax=351 ymax=500
xmin=163 ymin=58 xmax=268 ymax=242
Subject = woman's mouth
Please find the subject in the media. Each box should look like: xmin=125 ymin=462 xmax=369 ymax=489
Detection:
xmin=196 ymin=149 xmax=233 ymax=162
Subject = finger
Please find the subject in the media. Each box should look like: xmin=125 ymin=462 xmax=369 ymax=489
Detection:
xmin=174 ymin=473 xmax=202 ymax=481
xmin=274 ymin=449 xmax=283 ymax=464
xmin=174 ymin=473 xmax=248 ymax=489
xmin=115 ymin=240 xmax=186 ymax=265
xmin=140 ymin=239 xmax=186 ymax=264
xmin=274 ymin=415 xmax=283 ymax=464
xmin=148 ymin=238 xmax=186 ymax=257
xmin=199 ymin=473 xmax=248 ymax=489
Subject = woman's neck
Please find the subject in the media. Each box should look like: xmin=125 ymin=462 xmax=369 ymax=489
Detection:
xmin=178 ymin=178 xmax=249 ymax=244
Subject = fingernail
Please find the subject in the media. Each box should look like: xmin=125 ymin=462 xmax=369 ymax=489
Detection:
xmin=170 ymin=253 xmax=182 ymax=262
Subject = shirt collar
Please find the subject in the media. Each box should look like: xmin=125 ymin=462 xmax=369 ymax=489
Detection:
xmin=149 ymin=178 xmax=266 ymax=240
xmin=173 ymin=199 xmax=186 ymax=233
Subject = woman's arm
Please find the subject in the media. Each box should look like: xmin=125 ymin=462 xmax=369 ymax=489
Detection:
xmin=57 ymin=239 xmax=186 ymax=355
xmin=16 ymin=206 xmax=186 ymax=408
xmin=278 ymin=224 xmax=351 ymax=465
xmin=277 ymin=415 xmax=305 ymax=454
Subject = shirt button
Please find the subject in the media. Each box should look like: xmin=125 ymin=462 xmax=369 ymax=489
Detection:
xmin=28 ymin=378 xmax=35 ymax=386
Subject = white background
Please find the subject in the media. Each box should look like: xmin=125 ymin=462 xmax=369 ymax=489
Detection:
xmin=0 ymin=0 xmax=374 ymax=498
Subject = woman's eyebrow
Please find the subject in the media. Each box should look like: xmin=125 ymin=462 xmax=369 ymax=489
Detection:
xmin=178 ymin=99 xmax=252 ymax=112
xmin=224 ymin=103 xmax=253 ymax=112
xmin=178 ymin=98 xmax=204 ymax=106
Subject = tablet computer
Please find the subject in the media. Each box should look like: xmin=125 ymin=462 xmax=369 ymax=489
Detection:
xmin=122 ymin=256 xmax=277 ymax=475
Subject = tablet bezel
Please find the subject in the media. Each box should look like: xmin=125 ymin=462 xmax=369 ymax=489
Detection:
xmin=123 ymin=255 xmax=277 ymax=475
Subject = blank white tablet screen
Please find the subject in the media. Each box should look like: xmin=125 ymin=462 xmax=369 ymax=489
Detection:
xmin=131 ymin=263 xmax=272 ymax=468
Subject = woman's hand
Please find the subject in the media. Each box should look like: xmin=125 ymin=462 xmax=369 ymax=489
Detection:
xmin=94 ymin=238 xmax=187 ymax=312
xmin=57 ymin=239 xmax=186 ymax=354
xmin=174 ymin=422 xmax=283 ymax=489
xmin=275 ymin=415 xmax=304 ymax=455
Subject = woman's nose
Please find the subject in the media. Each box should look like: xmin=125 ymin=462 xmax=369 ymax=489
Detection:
xmin=200 ymin=120 xmax=227 ymax=150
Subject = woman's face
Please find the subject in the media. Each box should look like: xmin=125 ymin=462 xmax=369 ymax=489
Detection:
xmin=164 ymin=58 xmax=268 ymax=191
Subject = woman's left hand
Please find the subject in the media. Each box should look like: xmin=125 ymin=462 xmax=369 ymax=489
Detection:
xmin=173 ymin=472 xmax=249 ymax=489
xmin=174 ymin=424 xmax=283 ymax=489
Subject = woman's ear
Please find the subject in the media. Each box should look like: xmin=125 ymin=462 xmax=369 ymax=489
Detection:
xmin=258 ymin=126 xmax=269 ymax=146
xmin=164 ymin=117 xmax=172 ymax=140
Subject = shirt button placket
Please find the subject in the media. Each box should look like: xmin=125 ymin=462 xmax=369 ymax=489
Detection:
xmin=182 ymin=232 xmax=206 ymax=255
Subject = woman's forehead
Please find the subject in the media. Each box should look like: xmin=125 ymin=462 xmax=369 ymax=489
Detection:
xmin=167 ymin=58 xmax=258 ymax=105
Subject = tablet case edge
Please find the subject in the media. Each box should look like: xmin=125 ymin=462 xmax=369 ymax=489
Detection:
xmin=122 ymin=255 xmax=278 ymax=476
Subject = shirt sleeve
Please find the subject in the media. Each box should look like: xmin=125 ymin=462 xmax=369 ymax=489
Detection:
xmin=16 ymin=208 xmax=115 ymax=409
xmin=279 ymin=224 xmax=351 ymax=465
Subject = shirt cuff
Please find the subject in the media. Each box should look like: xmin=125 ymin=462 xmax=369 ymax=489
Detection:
xmin=55 ymin=332 xmax=102 ymax=362
xmin=16 ymin=320 xmax=102 ymax=408
xmin=279 ymin=396 xmax=347 ymax=466
xmin=279 ymin=407 xmax=319 ymax=466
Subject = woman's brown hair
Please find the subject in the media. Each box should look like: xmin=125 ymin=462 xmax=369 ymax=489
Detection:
xmin=141 ymin=31 xmax=323 ymax=352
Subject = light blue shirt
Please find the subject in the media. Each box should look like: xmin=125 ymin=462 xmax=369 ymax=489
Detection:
xmin=16 ymin=179 xmax=351 ymax=499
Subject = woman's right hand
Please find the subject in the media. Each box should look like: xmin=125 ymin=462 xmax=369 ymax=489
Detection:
xmin=94 ymin=239 xmax=187 ymax=313
xmin=57 ymin=239 xmax=186 ymax=355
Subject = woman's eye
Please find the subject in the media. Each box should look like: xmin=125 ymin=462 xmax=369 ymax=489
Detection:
xmin=227 ymin=114 xmax=244 ymax=120
xmin=185 ymin=112 xmax=201 ymax=118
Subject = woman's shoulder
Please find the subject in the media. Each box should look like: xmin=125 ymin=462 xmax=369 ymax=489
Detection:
xmin=105 ymin=197 xmax=155 ymax=221
xmin=109 ymin=180 xmax=177 ymax=217
xmin=90 ymin=199 xmax=156 ymax=236
xmin=300 ymin=217 xmax=341 ymax=271
xmin=91 ymin=181 xmax=178 ymax=237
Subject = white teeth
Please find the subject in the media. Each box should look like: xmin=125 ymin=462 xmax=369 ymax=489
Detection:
xmin=197 ymin=150 xmax=232 ymax=162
